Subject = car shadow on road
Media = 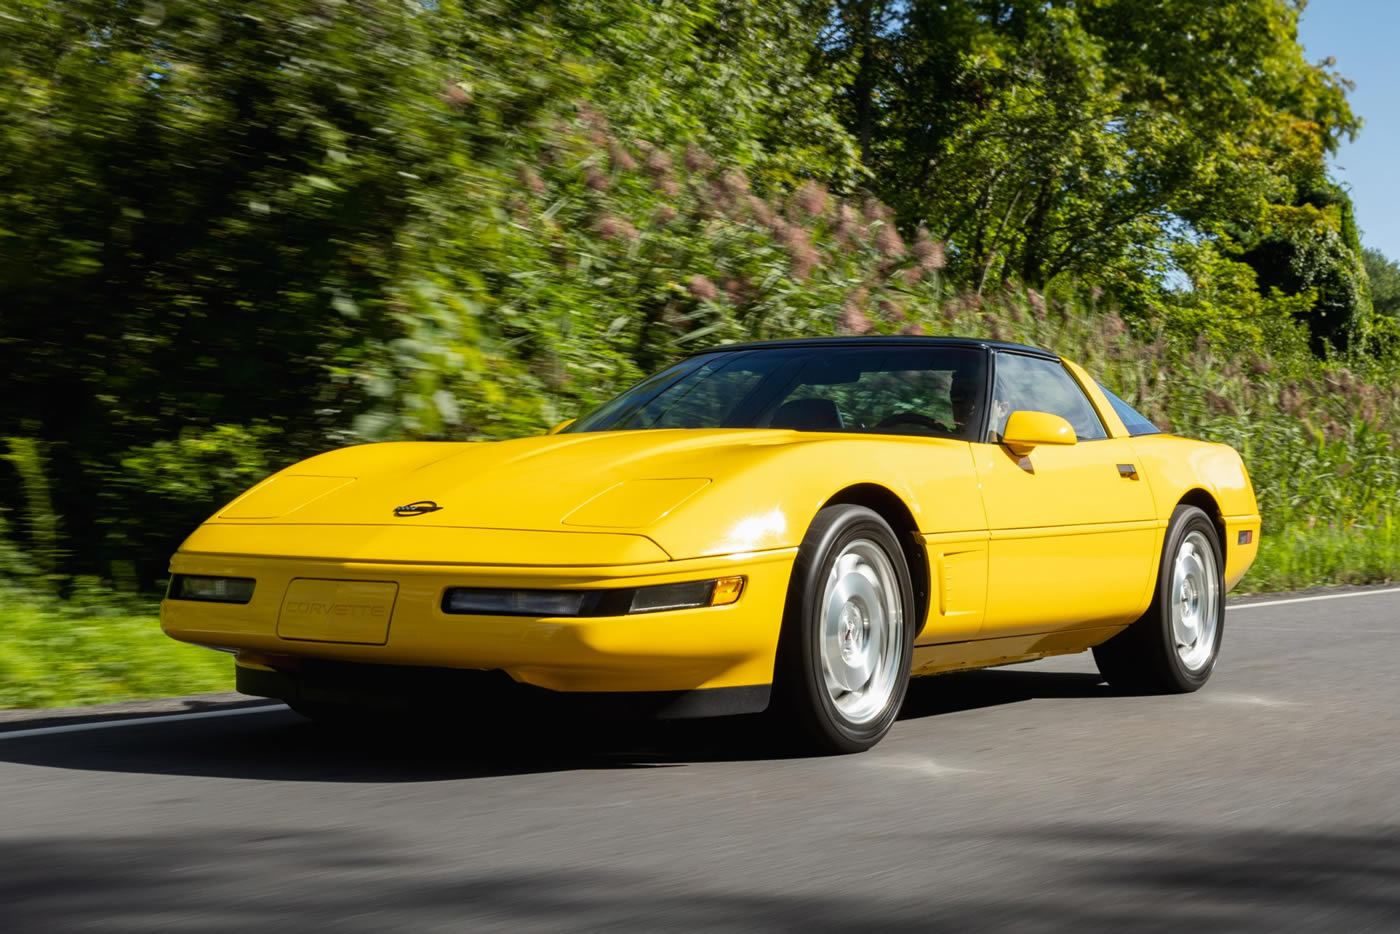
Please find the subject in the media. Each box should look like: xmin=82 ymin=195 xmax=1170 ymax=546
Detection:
xmin=5 ymin=822 xmax=1399 ymax=931
xmin=899 ymin=667 xmax=1110 ymax=720
xmin=0 ymin=668 xmax=1109 ymax=783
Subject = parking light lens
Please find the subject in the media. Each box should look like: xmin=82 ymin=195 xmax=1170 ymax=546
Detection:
xmin=627 ymin=580 xmax=716 ymax=614
xmin=443 ymin=589 xmax=591 ymax=617
xmin=169 ymin=575 xmax=256 ymax=604
xmin=442 ymin=576 xmax=746 ymax=618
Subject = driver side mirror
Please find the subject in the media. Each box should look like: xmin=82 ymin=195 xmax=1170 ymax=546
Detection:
xmin=1001 ymin=410 xmax=1076 ymax=456
xmin=546 ymin=418 xmax=576 ymax=435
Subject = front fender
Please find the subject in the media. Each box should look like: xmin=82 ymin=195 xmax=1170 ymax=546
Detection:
xmin=1132 ymin=435 xmax=1261 ymax=590
xmin=637 ymin=436 xmax=985 ymax=559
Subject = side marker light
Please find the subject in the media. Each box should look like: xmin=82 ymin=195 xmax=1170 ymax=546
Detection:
xmin=711 ymin=576 xmax=745 ymax=606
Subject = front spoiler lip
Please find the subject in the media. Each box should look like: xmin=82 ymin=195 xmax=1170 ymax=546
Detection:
xmin=237 ymin=661 xmax=772 ymax=720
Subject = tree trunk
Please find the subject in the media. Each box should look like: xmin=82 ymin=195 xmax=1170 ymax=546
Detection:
xmin=851 ymin=0 xmax=877 ymax=166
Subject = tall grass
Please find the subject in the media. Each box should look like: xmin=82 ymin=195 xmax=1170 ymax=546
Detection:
xmin=0 ymin=582 xmax=230 ymax=708
xmin=1250 ymin=518 xmax=1400 ymax=591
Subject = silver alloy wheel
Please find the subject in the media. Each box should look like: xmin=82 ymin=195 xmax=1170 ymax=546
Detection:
xmin=1171 ymin=529 xmax=1220 ymax=672
xmin=818 ymin=538 xmax=905 ymax=724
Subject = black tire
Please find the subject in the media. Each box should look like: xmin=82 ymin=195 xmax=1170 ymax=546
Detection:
xmin=771 ymin=504 xmax=916 ymax=754
xmin=1093 ymin=504 xmax=1225 ymax=694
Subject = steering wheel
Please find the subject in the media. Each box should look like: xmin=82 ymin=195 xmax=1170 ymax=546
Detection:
xmin=874 ymin=412 xmax=954 ymax=434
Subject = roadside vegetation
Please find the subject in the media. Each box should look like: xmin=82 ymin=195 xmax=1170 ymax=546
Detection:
xmin=2 ymin=0 xmax=1396 ymax=705
xmin=0 ymin=582 xmax=230 ymax=707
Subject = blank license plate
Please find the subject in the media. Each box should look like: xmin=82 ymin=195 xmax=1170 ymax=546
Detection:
xmin=277 ymin=579 xmax=398 ymax=645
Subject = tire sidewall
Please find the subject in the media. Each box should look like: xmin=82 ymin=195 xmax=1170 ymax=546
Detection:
xmin=782 ymin=505 xmax=916 ymax=752
xmin=1155 ymin=506 xmax=1225 ymax=689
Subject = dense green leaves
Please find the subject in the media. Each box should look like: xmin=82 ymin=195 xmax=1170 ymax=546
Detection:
xmin=823 ymin=0 xmax=1365 ymax=329
xmin=0 ymin=0 xmax=872 ymax=582
xmin=1365 ymin=248 xmax=1400 ymax=320
xmin=0 ymin=0 xmax=1394 ymax=593
xmin=1 ymin=0 xmax=455 ymax=580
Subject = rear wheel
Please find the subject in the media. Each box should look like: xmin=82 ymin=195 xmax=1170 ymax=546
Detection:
xmin=1093 ymin=504 xmax=1224 ymax=693
xmin=772 ymin=505 xmax=915 ymax=754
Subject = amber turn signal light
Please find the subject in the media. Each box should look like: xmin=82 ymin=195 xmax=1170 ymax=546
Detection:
xmin=711 ymin=576 xmax=745 ymax=606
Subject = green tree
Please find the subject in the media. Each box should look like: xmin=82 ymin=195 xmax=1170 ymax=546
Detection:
xmin=1234 ymin=179 xmax=1373 ymax=352
xmin=1 ymin=0 xmax=455 ymax=582
xmin=0 ymin=0 xmax=1383 ymax=594
xmin=1364 ymin=247 xmax=1400 ymax=319
xmin=0 ymin=0 xmax=865 ymax=584
xmin=822 ymin=0 xmax=1359 ymax=302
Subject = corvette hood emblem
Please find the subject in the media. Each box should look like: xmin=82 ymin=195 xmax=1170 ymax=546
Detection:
xmin=393 ymin=500 xmax=442 ymax=517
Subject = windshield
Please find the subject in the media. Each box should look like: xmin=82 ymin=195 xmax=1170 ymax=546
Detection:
xmin=567 ymin=345 xmax=988 ymax=440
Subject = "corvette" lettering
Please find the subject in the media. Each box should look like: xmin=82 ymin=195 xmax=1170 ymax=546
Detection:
xmin=283 ymin=601 xmax=386 ymax=618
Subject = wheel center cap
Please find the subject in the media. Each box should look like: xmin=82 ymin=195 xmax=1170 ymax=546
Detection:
xmin=1176 ymin=578 xmax=1201 ymax=648
xmin=840 ymin=603 xmax=866 ymax=657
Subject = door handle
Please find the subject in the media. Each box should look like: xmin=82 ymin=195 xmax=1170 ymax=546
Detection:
xmin=1117 ymin=464 xmax=1139 ymax=480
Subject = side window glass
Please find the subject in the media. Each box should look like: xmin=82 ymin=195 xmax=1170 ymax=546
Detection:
xmin=990 ymin=354 xmax=1108 ymax=442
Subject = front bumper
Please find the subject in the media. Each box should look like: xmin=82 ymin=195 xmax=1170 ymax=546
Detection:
xmin=161 ymin=548 xmax=796 ymax=694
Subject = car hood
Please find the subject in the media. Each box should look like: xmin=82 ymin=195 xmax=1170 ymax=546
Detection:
xmin=189 ymin=428 xmax=978 ymax=564
xmin=211 ymin=429 xmax=808 ymax=532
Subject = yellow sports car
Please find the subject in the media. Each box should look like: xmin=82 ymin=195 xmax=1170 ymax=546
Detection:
xmin=161 ymin=337 xmax=1260 ymax=753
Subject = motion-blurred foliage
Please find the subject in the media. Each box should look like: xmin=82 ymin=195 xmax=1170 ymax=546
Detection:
xmin=0 ymin=0 xmax=1396 ymax=601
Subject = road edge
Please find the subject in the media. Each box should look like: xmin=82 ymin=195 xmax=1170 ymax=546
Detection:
xmin=1 ymin=580 xmax=1393 ymax=730
xmin=0 ymin=692 xmax=281 ymax=735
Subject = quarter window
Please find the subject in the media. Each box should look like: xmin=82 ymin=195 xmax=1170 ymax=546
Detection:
xmin=1097 ymin=382 xmax=1163 ymax=436
xmin=989 ymin=353 xmax=1108 ymax=442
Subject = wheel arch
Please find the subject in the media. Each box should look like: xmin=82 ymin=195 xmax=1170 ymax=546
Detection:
xmin=1177 ymin=487 xmax=1226 ymax=551
xmin=821 ymin=483 xmax=931 ymax=637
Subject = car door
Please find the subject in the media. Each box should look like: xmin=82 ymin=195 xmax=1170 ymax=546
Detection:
xmin=750 ymin=345 xmax=993 ymax=644
xmin=972 ymin=351 xmax=1158 ymax=637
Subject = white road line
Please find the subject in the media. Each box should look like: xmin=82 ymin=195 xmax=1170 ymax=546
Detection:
xmin=1230 ymin=586 xmax=1400 ymax=611
xmin=1205 ymin=693 xmax=1298 ymax=708
xmin=0 ymin=704 xmax=286 ymax=741
xmin=865 ymin=755 xmax=983 ymax=777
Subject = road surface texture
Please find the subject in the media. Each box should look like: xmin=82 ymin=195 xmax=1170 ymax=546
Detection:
xmin=3 ymin=586 xmax=1399 ymax=932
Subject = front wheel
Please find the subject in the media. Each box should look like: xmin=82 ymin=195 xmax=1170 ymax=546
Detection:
xmin=772 ymin=504 xmax=915 ymax=754
xmin=1093 ymin=504 xmax=1225 ymax=693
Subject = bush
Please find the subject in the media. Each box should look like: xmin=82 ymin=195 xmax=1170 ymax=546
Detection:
xmin=0 ymin=582 xmax=230 ymax=709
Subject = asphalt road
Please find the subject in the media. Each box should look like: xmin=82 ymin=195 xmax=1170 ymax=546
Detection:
xmin=4 ymin=587 xmax=1400 ymax=932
